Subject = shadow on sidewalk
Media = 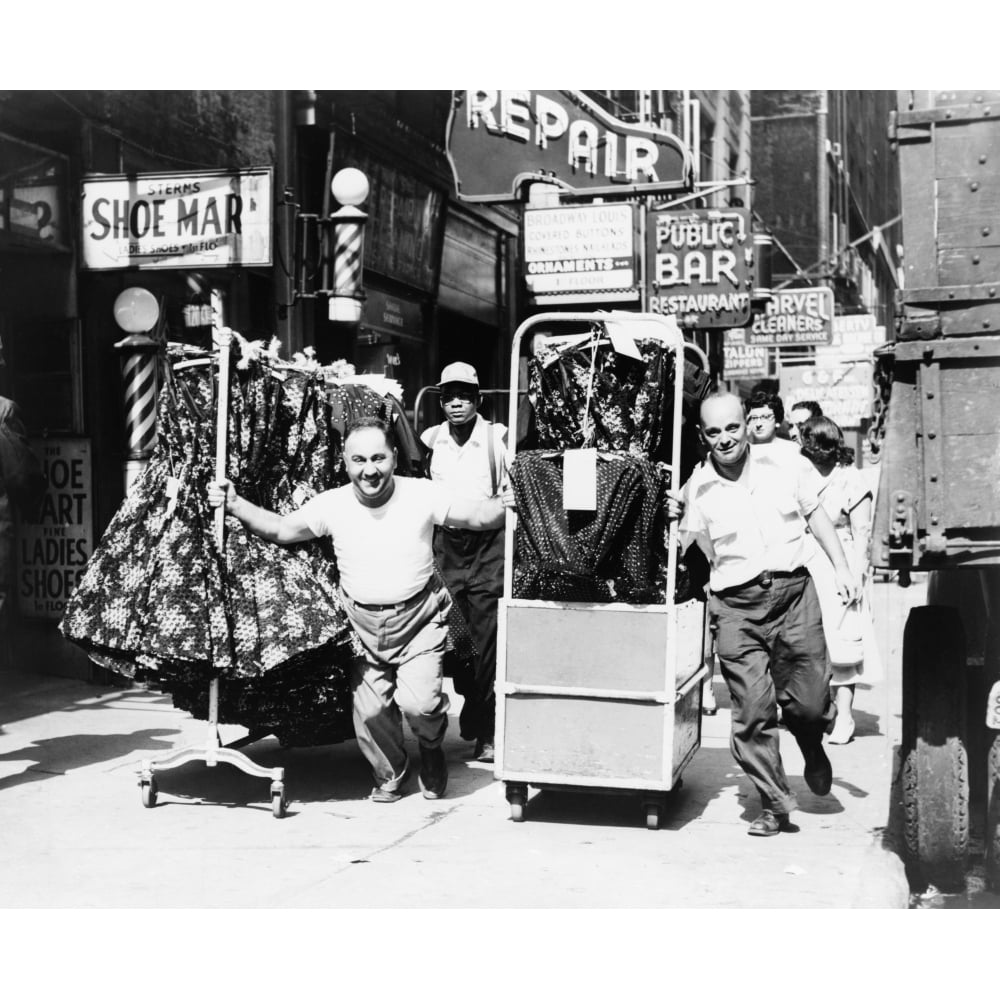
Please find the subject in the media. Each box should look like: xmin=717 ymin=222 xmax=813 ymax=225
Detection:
xmin=134 ymin=730 xmax=497 ymax=814
xmin=0 ymin=728 xmax=181 ymax=792
xmin=0 ymin=672 xmax=145 ymax=732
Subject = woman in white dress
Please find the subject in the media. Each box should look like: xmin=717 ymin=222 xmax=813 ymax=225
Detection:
xmin=800 ymin=416 xmax=874 ymax=744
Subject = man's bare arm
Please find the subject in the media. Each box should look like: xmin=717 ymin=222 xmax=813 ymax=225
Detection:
xmin=208 ymin=481 xmax=316 ymax=545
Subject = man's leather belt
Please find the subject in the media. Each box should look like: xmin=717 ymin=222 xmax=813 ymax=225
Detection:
xmin=343 ymin=580 xmax=432 ymax=613
xmin=715 ymin=566 xmax=807 ymax=597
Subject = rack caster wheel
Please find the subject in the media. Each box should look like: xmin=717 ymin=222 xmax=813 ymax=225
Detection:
xmin=271 ymin=782 xmax=287 ymax=819
xmin=140 ymin=777 xmax=158 ymax=809
xmin=505 ymin=783 xmax=527 ymax=822
xmin=645 ymin=802 xmax=661 ymax=830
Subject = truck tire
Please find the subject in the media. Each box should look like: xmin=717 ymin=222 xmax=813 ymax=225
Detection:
xmin=901 ymin=605 xmax=969 ymax=892
xmin=987 ymin=734 xmax=1000 ymax=892
xmin=984 ymin=615 xmax=1000 ymax=891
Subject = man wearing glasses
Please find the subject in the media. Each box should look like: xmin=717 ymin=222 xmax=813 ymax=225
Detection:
xmin=421 ymin=363 xmax=509 ymax=764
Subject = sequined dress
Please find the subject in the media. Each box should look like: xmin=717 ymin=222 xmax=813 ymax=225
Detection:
xmin=59 ymin=343 xmax=454 ymax=747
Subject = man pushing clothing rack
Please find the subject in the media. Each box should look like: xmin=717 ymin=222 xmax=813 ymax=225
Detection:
xmin=209 ymin=415 xmax=512 ymax=804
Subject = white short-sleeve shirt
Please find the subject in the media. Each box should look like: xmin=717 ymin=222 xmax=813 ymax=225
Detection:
xmin=420 ymin=414 xmax=508 ymax=501
xmin=298 ymin=477 xmax=452 ymax=604
xmin=679 ymin=448 xmax=822 ymax=592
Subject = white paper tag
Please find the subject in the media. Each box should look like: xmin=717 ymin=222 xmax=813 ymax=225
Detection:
xmin=165 ymin=475 xmax=181 ymax=516
xmin=605 ymin=321 xmax=643 ymax=361
xmin=563 ymin=448 xmax=597 ymax=510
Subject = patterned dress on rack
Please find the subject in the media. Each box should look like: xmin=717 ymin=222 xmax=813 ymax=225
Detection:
xmin=529 ymin=337 xmax=676 ymax=463
xmin=510 ymin=450 xmax=673 ymax=604
xmin=60 ymin=347 xmax=356 ymax=745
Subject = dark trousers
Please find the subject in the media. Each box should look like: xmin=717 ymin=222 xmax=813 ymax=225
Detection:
xmin=710 ymin=569 xmax=834 ymax=814
xmin=434 ymin=525 xmax=504 ymax=743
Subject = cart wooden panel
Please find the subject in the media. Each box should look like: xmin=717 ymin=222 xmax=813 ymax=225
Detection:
xmin=497 ymin=597 xmax=706 ymax=792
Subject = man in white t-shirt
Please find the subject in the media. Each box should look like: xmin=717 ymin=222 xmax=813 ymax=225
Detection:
xmin=420 ymin=362 xmax=508 ymax=764
xmin=208 ymin=415 xmax=508 ymax=804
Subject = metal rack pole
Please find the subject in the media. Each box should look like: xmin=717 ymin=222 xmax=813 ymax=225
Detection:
xmin=136 ymin=330 xmax=288 ymax=818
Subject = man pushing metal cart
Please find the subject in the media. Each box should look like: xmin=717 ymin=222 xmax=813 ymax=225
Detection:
xmin=495 ymin=311 xmax=709 ymax=829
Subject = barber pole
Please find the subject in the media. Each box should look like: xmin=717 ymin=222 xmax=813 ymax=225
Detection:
xmin=114 ymin=333 xmax=159 ymax=494
xmin=327 ymin=167 xmax=369 ymax=323
xmin=331 ymin=205 xmax=365 ymax=298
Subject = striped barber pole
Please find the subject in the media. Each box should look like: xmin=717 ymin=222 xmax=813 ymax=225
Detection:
xmin=331 ymin=205 xmax=366 ymax=298
xmin=115 ymin=333 xmax=159 ymax=494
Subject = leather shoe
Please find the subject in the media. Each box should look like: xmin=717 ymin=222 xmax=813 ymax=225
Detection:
xmin=747 ymin=810 xmax=794 ymax=837
xmin=474 ymin=740 xmax=495 ymax=764
xmin=802 ymin=742 xmax=833 ymax=796
xmin=418 ymin=746 xmax=448 ymax=799
xmin=370 ymin=786 xmax=403 ymax=804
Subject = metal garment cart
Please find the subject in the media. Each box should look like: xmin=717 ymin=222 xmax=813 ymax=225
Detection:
xmin=136 ymin=330 xmax=287 ymax=818
xmin=495 ymin=312 xmax=707 ymax=830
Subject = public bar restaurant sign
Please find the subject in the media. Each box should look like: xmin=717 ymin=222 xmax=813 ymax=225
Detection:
xmin=746 ymin=287 xmax=834 ymax=346
xmin=646 ymin=208 xmax=754 ymax=329
xmin=446 ymin=90 xmax=692 ymax=202
xmin=524 ymin=203 xmax=637 ymax=299
xmin=80 ymin=168 xmax=273 ymax=270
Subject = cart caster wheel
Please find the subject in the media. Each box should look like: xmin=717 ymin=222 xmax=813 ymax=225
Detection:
xmin=271 ymin=785 xmax=287 ymax=819
xmin=140 ymin=778 xmax=158 ymax=809
xmin=505 ymin=783 xmax=528 ymax=822
xmin=645 ymin=803 xmax=661 ymax=830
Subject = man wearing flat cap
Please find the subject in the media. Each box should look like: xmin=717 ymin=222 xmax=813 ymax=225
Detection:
xmin=420 ymin=362 xmax=509 ymax=764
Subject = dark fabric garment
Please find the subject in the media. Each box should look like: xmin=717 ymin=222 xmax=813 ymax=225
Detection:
xmin=384 ymin=394 xmax=427 ymax=477
xmin=710 ymin=570 xmax=834 ymax=813
xmin=510 ymin=450 xmax=674 ymax=604
xmin=529 ymin=338 xmax=676 ymax=464
xmin=59 ymin=344 xmax=395 ymax=747
xmin=434 ymin=525 xmax=504 ymax=742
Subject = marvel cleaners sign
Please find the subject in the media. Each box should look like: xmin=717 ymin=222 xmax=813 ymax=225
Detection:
xmin=646 ymin=208 xmax=754 ymax=328
xmin=81 ymin=167 xmax=272 ymax=270
xmin=747 ymin=287 xmax=834 ymax=346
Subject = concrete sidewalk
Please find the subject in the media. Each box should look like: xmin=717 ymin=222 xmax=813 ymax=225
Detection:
xmin=0 ymin=579 xmax=919 ymax=908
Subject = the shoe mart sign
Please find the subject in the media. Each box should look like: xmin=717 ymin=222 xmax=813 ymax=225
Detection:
xmin=446 ymin=90 xmax=691 ymax=202
xmin=80 ymin=167 xmax=272 ymax=270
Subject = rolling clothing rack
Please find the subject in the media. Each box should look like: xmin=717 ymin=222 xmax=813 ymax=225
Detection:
xmin=136 ymin=329 xmax=288 ymax=817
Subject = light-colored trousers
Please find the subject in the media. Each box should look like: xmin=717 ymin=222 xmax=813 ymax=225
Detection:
xmin=342 ymin=583 xmax=452 ymax=790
